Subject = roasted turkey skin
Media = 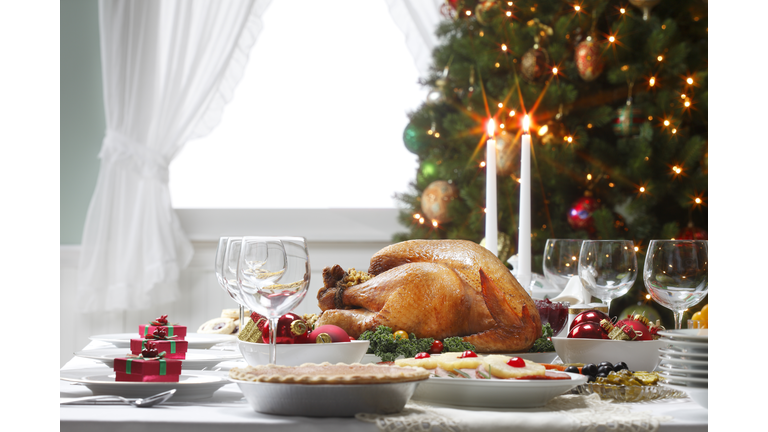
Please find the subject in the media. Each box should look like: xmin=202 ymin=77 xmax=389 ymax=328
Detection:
xmin=316 ymin=239 xmax=542 ymax=353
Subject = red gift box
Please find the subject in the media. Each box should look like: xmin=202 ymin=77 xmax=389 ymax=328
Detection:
xmin=130 ymin=339 xmax=188 ymax=359
xmin=139 ymin=324 xmax=187 ymax=340
xmin=114 ymin=357 xmax=182 ymax=382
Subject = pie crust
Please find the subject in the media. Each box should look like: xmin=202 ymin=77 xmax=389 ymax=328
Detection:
xmin=229 ymin=362 xmax=430 ymax=385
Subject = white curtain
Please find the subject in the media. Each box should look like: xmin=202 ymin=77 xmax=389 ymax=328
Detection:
xmin=77 ymin=0 xmax=272 ymax=312
xmin=385 ymin=0 xmax=445 ymax=76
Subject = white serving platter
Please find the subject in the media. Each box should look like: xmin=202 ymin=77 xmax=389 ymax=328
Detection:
xmin=410 ymin=372 xmax=588 ymax=408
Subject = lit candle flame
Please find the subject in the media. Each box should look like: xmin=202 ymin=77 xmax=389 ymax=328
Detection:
xmin=523 ymin=115 xmax=530 ymax=134
xmin=487 ymin=118 xmax=496 ymax=137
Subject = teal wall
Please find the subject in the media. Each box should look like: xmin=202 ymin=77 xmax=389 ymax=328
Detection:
xmin=61 ymin=0 xmax=105 ymax=244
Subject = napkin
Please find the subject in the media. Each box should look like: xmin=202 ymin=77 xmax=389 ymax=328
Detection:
xmin=550 ymin=276 xmax=592 ymax=305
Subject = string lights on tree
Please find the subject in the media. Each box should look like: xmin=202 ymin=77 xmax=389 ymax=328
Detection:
xmin=395 ymin=0 xmax=707 ymax=325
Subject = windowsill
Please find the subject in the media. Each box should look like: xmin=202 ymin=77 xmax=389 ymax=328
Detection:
xmin=175 ymin=208 xmax=404 ymax=243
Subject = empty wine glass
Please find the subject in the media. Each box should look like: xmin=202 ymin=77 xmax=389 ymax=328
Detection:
xmin=543 ymin=239 xmax=584 ymax=291
xmin=237 ymin=236 xmax=310 ymax=364
xmin=578 ymin=240 xmax=638 ymax=315
xmin=215 ymin=237 xmax=246 ymax=327
xmin=643 ymin=240 xmax=708 ymax=330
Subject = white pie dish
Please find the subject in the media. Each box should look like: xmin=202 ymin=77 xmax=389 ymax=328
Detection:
xmin=238 ymin=339 xmax=369 ymax=367
xmin=552 ymin=337 xmax=664 ymax=372
xmin=231 ymin=379 xmax=421 ymax=417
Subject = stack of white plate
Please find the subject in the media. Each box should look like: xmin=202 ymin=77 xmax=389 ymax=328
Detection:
xmin=656 ymin=329 xmax=708 ymax=409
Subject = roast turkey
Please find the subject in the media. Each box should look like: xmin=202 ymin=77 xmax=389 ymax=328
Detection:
xmin=316 ymin=239 xmax=541 ymax=353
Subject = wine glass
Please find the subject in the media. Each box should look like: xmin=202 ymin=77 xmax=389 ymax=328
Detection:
xmin=220 ymin=237 xmax=247 ymax=327
xmin=578 ymin=240 xmax=638 ymax=315
xmin=543 ymin=239 xmax=584 ymax=291
xmin=237 ymin=236 xmax=310 ymax=365
xmin=643 ymin=240 xmax=708 ymax=330
xmin=215 ymin=237 xmax=247 ymax=327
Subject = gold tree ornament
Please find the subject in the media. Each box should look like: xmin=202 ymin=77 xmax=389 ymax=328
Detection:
xmin=480 ymin=232 xmax=513 ymax=263
xmin=421 ymin=180 xmax=459 ymax=224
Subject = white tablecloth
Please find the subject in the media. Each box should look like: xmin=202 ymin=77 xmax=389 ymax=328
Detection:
xmin=60 ymin=341 xmax=708 ymax=432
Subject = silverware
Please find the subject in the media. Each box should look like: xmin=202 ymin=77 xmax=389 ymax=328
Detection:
xmin=60 ymin=389 xmax=176 ymax=407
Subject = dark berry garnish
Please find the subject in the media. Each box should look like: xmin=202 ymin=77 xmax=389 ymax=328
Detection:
xmin=614 ymin=361 xmax=628 ymax=371
xmin=598 ymin=361 xmax=614 ymax=369
xmin=587 ymin=375 xmax=596 ymax=382
xmin=581 ymin=363 xmax=598 ymax=376
xmin=596 ymin=372 xmax=608 ymax=378
xmin=564 ymin=366 xmax=580 ymax=374
xmin=597 ymin=365 xmax=614 ymax=375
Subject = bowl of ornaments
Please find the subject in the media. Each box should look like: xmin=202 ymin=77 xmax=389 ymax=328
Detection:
xmin=552 ymin=309 xmax=666 ymax=373
xmin=237 ymin=312 xmax=370 ymax=366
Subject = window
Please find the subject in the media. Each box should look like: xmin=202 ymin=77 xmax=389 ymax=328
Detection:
xmin=169 ymin=0 xmax=427 ymax=209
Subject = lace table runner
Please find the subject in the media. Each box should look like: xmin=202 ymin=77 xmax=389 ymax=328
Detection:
xmin=356 ymin=394 xmax=674 ymax=432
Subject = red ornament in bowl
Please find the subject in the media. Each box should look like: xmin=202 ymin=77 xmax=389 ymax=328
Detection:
xmin=615 ymin=316 xmax=653 ymax=341
xmin=261 ymin=313 xmax=310 ymax=344
xmin=569 ymin=309 xmax=611 ymax=332
xmin=308 ymin=325 xmax=351 ymax=343
xmin=568 ymin=321 xmax=609 ymax=339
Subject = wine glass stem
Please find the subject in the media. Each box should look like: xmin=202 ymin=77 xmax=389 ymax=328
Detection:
xmin=239 ymin=305 xmax=245 ymax=329
xmin=604 ymin=298 xmax=612 ymax=316
xmin=673 ymin=310 xmax=684 ymax=330
xmin=268 ymin=316 xmax=279 ymax=365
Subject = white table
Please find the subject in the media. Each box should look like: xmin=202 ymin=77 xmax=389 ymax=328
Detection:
xmin=61 ymin=341 xmax=708 ymax=432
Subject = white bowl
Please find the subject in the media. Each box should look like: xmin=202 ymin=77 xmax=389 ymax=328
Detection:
xmin=238 ymin=340 xmax=369 ymax=366
xmin=552 ymin=336 xmax=664 ymax=371
xmin=232 ymin=379 xmax=420 ymax=416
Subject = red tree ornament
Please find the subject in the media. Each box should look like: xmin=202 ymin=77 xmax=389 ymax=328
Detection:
xmin=677 ymin=224 xmax=707 ymax=240
xmin=568 ymin=195 xmax=599 ymax=231
xmin=575 ymin=37 xmax=604 ymax=81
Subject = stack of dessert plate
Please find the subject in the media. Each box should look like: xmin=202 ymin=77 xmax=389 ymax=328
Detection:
xmin=656 ymin=329 xmax=708 ymax=409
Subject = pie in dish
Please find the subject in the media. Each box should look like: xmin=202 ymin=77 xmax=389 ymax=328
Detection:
xmin=229 ymin=362 xmax=430 ymax=385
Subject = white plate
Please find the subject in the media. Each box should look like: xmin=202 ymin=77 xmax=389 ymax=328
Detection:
xmin=658 ymin=348 xmax=708 ymax=360
xmin=660 ymin=339 xmax=708 ymax=353
xmin=658 ymin=355 xmax=708 ymax=368
xmin=411 ymin=372 xmax=588 ymax=408
xmin=658 ymin=372 xmax=708 ymax=388
xmin=89 ymin=333 xmax=237 ymax=349
xmin=661 ymin=382 xmax=708 ymax=409
xmin=658 ymin=364 xmax=708 ymax=377
xmin=74 ymin=348 xmax=242 ymax=370
xmin=657 ymin=329 xmax=708 ymax=342
xmin=60 ymin=367 xmax=230 ymax=400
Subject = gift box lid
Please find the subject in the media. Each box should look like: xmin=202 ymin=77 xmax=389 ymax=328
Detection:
xmin=114 ymin=357 xmax=182 ymax=376
xmin=130 ymin=338 xmax=189 ymax=355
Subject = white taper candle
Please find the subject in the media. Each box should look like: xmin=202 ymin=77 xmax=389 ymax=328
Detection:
xmin=518 ymin=115 xmax=532 ymax=293
xmin=485 ymin=119 xmax=498 ymax=256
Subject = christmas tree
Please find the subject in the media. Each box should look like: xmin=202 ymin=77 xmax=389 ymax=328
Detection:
xmin=394 ymin=0 xmax=707 ymax=326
